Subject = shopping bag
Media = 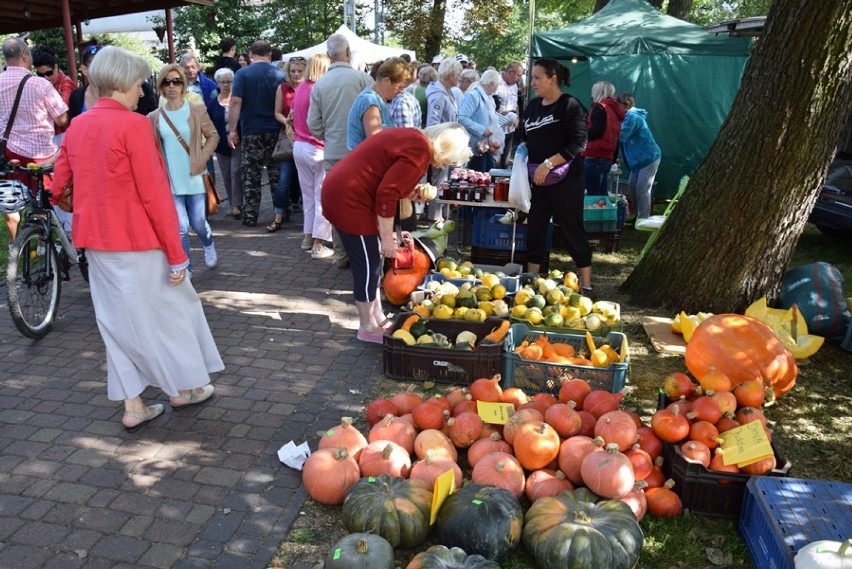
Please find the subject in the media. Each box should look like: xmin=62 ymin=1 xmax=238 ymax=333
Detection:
xmin=509 ymin=145 xmax=531 ymax=213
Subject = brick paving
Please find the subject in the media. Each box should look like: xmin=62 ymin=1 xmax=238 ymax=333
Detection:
xmin=0 ymin=180 xmax=386 ymax=567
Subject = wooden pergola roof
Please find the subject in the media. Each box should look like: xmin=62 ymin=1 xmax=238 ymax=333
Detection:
xmin=0 ymin=0 xmax=212 ymax=35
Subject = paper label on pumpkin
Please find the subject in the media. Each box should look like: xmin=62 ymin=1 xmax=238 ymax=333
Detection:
xmin=476 ymin=401 xmax=514 ymax=425
xmin=719 ymin=421 xmax=773 ymax=466
xmin=430 ymin=469 xmax=456 ymax=525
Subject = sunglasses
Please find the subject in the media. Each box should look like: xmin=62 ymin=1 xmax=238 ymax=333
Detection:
xmin=84 ymin=45 xmax=101 ymax=56
xmin=289 ymin=57 xmax=306 ymax=63
xmin=162 ymin=78 xmax=184 ymax=86
xmin=36 ymin=68 xmax=55 ymax=78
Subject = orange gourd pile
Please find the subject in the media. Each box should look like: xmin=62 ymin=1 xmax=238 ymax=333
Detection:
xmin=513 ymin=334 xmax=620 ymax=368
xmin=653 ymin=367 xmax=778 ymax=479
xmin=302 ymin=376 xmax=682 ymax=522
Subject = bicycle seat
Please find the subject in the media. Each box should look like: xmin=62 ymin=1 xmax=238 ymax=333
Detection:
xmin=0 ymin=179 xmax=28 ymax=214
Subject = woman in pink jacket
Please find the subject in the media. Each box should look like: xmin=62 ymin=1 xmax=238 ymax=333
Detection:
xmin=53 ymin=47 xmax=222 ymax=432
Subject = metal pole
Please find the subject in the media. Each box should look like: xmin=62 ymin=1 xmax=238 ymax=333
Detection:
xmin=166 ymin=9 xmax=175 ymax=63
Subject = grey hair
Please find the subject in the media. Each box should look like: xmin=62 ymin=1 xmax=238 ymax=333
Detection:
xmin=88 ymin=46 xmax=151 ymax=95
xmin=2 ymin=38 xmax=28 ymax=62
xmin=178 ymin=52 xmax=198 ymax=66
xmin=418 ymin=65 xmax=437 ymax=84
xmin=326 ymin=34 xmax=350 ymax=59
xmin=423 ymin=122 xmax=472 ymax=167
xmin=213 ymin=67 xmax=234 ymax=82
xmin=438 ymin=59 xmax=462 ymax=81
xmin=591 ymin=81 xmax=615 ymax=103
xmin=461 ymin=69 xmax=481 ymax=84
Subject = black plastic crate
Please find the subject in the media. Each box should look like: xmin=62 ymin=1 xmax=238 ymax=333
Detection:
xmin=661 ymin=441 xmax=792 ymax=518
xmin=382 ymin=314 xmax=504 ymax=384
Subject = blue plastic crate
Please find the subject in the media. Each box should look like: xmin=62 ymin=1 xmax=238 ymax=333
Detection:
xmin=502 ymin=323 xmax=628 ymax=395
xmin=740 ymin=477 xmax=852 ymax=569
xmin=472 ymin=215 xmax=554 ymax=252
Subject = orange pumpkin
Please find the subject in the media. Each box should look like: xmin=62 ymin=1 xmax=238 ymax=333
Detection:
xmin=685 ymin=314 xmax=797 ymax=398
xmin=381 ymin=242 xmax=432 ymax=306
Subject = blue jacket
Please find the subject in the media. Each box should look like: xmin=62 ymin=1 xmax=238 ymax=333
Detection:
xmin=206 ymin=98 xmax=232 ymax=155
xmin=197 ymin=73 xmax=219 ymax=104
xmin=619 ymin=108 xmax=661 ymax=171
xmin=458 ymin=85 xmax=493 ymax=151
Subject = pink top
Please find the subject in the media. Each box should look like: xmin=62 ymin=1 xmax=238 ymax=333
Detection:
xmin=53 ymin=98 xmax=188 ymax=268
xmin=0 ymin=66 xmax=67 ymax=159
xmin=292 ymin=81 xmax=323 ymax=147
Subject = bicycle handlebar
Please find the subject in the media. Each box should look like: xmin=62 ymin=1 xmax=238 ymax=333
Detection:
xmin=6 ymin=159 xmax=54 ymax=175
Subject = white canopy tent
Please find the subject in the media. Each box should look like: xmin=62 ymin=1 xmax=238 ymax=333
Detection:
xmin=283 ymin=25 xmax=416 ymax=69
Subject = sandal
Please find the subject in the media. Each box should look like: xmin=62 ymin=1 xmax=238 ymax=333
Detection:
xmin=171 ymin=384 xmax=215 ymax=409
xmin=122 ymin=404 xmax=164 ymax=433
xmin=266 ymin=220 xmax=282 ymax=233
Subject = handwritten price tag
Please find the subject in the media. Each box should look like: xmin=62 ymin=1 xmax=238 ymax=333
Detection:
xmin=719 ymin=421 xmax=773 ymax=467
xmin=476 ymin=401 xmax=515 ymax=425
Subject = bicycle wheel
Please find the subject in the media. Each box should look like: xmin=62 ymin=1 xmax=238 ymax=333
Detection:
xmin=6 ymin=225 xmax=62 ymax=339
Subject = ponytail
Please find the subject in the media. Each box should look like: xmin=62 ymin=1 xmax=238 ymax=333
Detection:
xmin=533 ymin=58 xmax=571 ymax=87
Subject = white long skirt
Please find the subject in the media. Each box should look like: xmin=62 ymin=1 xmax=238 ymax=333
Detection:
xmin=87 ymin=249 xmax=224 ymax=401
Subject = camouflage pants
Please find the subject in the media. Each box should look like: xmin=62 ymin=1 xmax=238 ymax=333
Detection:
xmin=240 ymin=131 xmax=280 ymax=223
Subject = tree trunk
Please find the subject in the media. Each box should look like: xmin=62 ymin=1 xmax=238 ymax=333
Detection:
xmin=666 ymin=0 xmax=692 ymax=20
xmin=593 ymin=0 xmax=609 ymax=12
xmin=424 ymin=0 xmax=447 ymax=59
xmin=621 ymin=0 xmax=852 ymax=313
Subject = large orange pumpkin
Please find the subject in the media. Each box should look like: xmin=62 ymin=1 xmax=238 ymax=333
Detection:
xmin=382 ymin=241 xmax=432 ymax=306
xmin=685 ymin=314 xmax=797 ymax=399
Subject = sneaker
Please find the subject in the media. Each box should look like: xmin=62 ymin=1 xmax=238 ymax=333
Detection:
xmin=301 ymin=236 xmax=313 ymax=251
xmin=356 ymin=329 xmax=384 ymax=344
xmin=311 ymin=245 xmax=335 ymax=259
xmin=204 ymin=243 xmax=218 ymax=268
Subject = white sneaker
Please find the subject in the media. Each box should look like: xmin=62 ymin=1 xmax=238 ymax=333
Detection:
xmin=311 ymin=245 xmax=335 ymax=259
xmin=203 ymin=243 xmax=218 ymax=268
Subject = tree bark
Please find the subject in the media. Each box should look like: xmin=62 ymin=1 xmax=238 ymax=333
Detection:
xmin=666 ymin=0 xmax=692 ymax=20
xmin=425 ymin=0 xmax=447 ymax=60
xmin=621 ymin=0 xmax=852 ymax=313
xmin=593 ymin=0 xmax=609 ymax=12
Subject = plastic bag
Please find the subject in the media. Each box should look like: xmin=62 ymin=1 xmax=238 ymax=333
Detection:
xmin=509 ymin=145 xmax=531 ymax=212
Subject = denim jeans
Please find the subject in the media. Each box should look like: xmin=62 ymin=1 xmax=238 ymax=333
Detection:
xmin=173 ymin=193 xmax=213 ymax=269
xmin=274 ymin=159 xmax=298 ymax=215
xmin=584 ymin=157 xmax=612 ymax=195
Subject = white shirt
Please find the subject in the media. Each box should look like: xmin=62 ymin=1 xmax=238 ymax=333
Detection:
xmin=495 ymin=79 xmax=519 ymax=134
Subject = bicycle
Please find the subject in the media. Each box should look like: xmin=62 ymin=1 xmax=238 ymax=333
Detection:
xmin=3 ymin=160 xmax=88 ymax=339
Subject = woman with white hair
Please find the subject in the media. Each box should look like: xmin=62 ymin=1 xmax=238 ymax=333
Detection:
xmin=458 ymin=68 xmax=505 ymax=172
xmin=424 ymin=59 xmax=463 ymax=221
xmin=321 ymin=123 xmax=471 ymax=344
xmin=583 ymin=80 xmax=625 ymax=195
xmin=53 ymin=46 xmax=222 ymax=432
xmin=207 ymin=67 xmax=243 ymax=218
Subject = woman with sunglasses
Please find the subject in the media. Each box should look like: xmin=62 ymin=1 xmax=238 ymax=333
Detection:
xmin=267 ymin=56 xmax=306 ymax=232
xmin=148 ymin=64 xmax=220 ymax=273
xmin=53 ymin=47 xmax=222 ymax=432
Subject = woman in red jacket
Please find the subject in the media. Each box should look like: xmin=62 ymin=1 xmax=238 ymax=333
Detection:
xmin=321 ymin=123 xmax=471 ymax=343
xmin=583 ymin=81 xmax=625 ymax=196
xmin=53 ymin=47 xmax=223 ymax=432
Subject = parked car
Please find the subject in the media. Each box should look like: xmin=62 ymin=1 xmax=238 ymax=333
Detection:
xmin=810 ymin=158 xmax=852 ymax=236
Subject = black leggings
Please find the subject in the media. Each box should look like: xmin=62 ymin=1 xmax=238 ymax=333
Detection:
xmin=337 ymin=229 xmax=382 ymax=302
xmin=526 ymin=176 xmax=591 ymax=268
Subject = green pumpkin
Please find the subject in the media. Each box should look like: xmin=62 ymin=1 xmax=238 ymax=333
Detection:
xmin=342 ymin=474 xmax=433 ymax=549
xmin=434 ymin=484 xmax=523 ymax=561
xmin=409 ymin=320 xmax=429 ymax=339
xmin=325 ymin=533 xmax=394 ymax=569
xmin=406 ymin=545 xmax=500 ymax=569
xmin=522 ymin=487 xmax=644 ymax=569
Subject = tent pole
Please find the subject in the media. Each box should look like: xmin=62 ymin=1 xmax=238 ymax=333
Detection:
xmin=166 ymin=9 xmax=175 ymax=63
xmin=60 ymin=0 xmax=78 ymax=83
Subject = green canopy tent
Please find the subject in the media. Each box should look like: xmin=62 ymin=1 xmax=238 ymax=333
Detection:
xmin=531 ymin=0 xmax=752 ymax=198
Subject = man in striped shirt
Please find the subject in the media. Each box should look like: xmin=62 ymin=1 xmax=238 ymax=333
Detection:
xmin=1 ymin=37 xmax=68 ymax=240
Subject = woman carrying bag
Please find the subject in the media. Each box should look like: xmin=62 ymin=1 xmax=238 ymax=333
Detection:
xmin=149 ymin=64 xmax=220 ymax=273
